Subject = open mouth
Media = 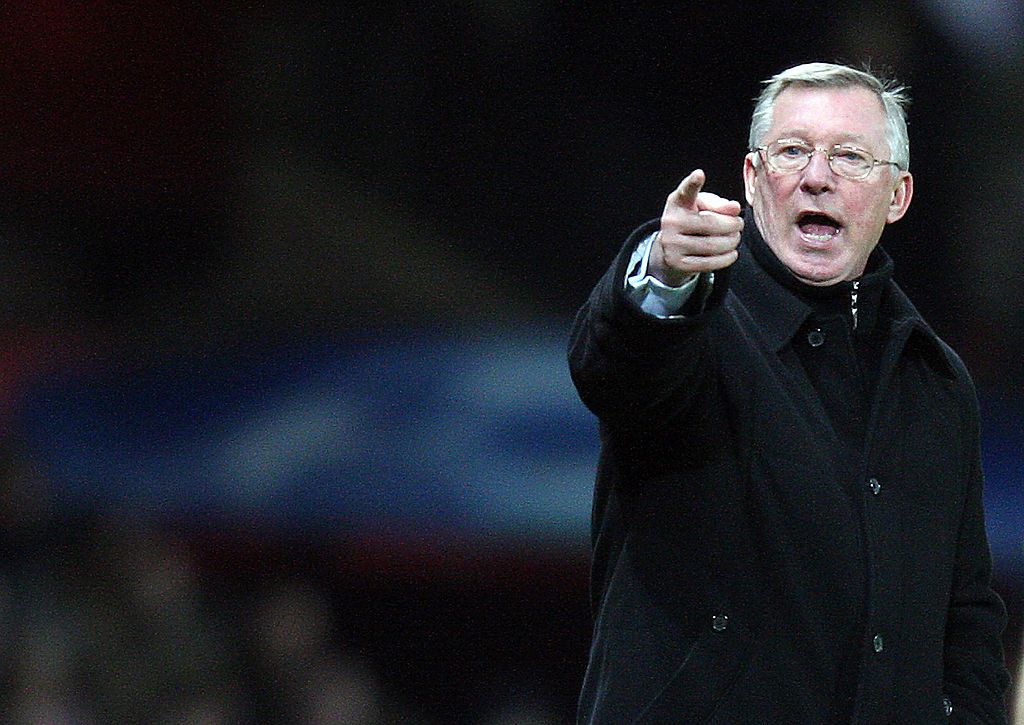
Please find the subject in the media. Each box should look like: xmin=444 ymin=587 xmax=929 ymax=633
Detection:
xmin=797 ymin=212 xmax=842 ymax=242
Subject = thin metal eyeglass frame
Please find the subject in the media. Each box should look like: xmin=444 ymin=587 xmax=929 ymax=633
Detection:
xmin=755 ymin=141 xmax=903 ymax=180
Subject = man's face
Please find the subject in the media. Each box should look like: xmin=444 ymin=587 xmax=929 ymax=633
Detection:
xmin=742 ymin=85 xmax=913 ymax=285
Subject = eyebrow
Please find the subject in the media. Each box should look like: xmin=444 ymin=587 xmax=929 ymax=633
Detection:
xmin=775 ymin=129 xmax=873 ymax=146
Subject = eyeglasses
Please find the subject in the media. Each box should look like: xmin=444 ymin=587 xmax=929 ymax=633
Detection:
xmin=756 ymin=139 xmax=902 ymax=180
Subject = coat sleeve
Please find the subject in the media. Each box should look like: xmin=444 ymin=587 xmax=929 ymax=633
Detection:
xmin=567 ymin=220 xmax=729 ymax=433
xmin=943 ymin=381 xmax=1011 ymax=724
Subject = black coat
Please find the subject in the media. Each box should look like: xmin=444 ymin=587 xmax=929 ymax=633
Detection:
xmin=568 ymin=220 xmax=1009 ymax=724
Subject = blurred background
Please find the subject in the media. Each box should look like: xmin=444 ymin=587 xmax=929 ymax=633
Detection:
xmin=0 ymin=2 xmax=1020 ymax=723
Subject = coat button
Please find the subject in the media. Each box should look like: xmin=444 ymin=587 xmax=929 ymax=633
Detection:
xmin=807 ymin=329 xmax=825 ymax=347
xmin=712 ymin=614 xmax=728 ymax=632
xmin=873 ymin=634 xmax=884 ymax=652
xmin=868 ymin=477 xmax=881 ymax=495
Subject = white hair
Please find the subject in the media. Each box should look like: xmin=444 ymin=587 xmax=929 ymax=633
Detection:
xmin=748 ymin=62 xmax=910 ymax=171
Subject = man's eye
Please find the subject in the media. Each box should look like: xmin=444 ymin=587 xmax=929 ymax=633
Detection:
xmin=835 ymin=147 xmax=869 ymax=163
xmin=778 ymin=144 xmax=808 ymax=157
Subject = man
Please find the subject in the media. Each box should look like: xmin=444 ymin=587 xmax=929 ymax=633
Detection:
xmin=568 ymin=63 xmax=1009 ymax=723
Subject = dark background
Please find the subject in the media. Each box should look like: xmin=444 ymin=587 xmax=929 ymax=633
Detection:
xmin=0 ymin=3 xmax=1020 ymax=723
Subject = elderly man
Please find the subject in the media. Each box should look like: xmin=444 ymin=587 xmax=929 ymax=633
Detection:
xmin=569 ymin=63 xmax=1009 ymax=723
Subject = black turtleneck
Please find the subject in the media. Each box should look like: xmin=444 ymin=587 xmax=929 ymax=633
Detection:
xmin=744 ymin=213 xmax=894 ymax=448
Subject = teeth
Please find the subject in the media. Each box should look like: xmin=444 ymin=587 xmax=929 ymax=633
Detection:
xmin=798 ymin=218 xmax=840 ymax=242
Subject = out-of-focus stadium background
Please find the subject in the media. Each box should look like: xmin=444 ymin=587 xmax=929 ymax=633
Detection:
xmin=0 ymin=3 xmax=1020 ymax=723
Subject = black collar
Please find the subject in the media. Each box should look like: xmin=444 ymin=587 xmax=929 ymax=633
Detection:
xmin=744 ymin=212 xmax=892 ymax=335
xmin=728 ymin=211 xmax=957 ymax=379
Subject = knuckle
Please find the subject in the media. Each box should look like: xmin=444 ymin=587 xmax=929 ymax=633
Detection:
xmin=662 ymin=208 xmax=687 ymax=226
xmin=683 ymin=261 xmax=706 ymax=273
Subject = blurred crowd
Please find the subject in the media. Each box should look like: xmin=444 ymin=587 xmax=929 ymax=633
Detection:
xmin=0 ymin=442 xmax=574 ymax=724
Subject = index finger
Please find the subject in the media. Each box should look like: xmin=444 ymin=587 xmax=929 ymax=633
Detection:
xmin=673 ymin=169 xmax=706 ymax=209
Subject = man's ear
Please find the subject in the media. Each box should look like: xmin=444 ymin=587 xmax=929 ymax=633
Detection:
xmin=886 ymin=171 xmax=913 ymax=223
xmin=742 ymin=152 xmax=758 ymax=207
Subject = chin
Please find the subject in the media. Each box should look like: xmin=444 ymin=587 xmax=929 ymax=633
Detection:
xmin=787 ymin=259 xmax=847 ymax=286
xmin=799 ymin=274 xmax=844 ymax=287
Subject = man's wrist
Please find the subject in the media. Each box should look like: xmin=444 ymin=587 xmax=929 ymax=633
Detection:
xmin=624 ymin=233 xmax=704 ymax=318
xmin=647 ymin=232 xmax=698 ymax=288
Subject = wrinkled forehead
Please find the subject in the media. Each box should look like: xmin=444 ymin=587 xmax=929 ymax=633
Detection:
xmin=766 ymin=85 xmax=889 ymax=148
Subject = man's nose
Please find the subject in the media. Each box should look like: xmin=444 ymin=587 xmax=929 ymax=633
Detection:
xmin=800 ymin=149 xmax=835 ymax=194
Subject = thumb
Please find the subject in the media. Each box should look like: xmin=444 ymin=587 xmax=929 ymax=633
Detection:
xmin=697 ymin=193 xmax=743 ymax=216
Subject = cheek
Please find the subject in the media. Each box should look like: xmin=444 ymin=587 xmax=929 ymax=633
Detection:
xmin=752 ymin=176 xmax=778 ymax=206
xmin=759 ymin=183 xmax=795 ymax=225
xmin=861 ymin=200 xmax=894 ymax=232
xmin=850 ymin=186 xmax=895 ymax=223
